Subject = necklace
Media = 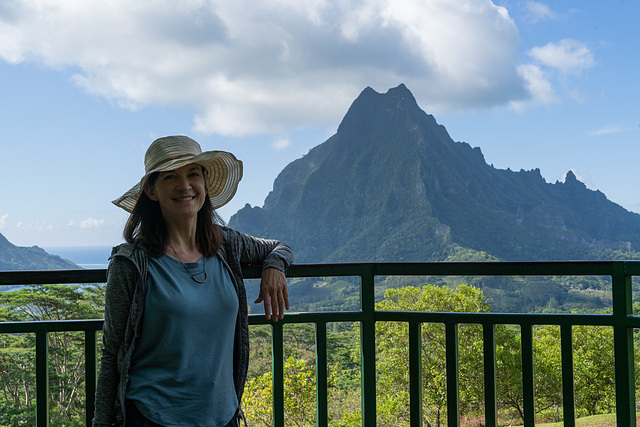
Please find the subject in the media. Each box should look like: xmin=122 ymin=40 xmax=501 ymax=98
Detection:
xmin=170 ymin=245 xmax=208 ymax=283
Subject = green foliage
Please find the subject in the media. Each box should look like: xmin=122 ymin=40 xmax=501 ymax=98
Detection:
xmin=571 ymin=326 xmax=617 ymax=416
xmin=531 ymin=324 xmax=620 ymax=421
xmin=0 ymin=341 xmax=36 ymax=425
xmin=243 ymin=280 xmax=636 ymax=426
xmin=246 ymin=322 xmax=362 ymax=426
xmin=361 ymin=285 xmax=631 ymax=426
xmin=0 ymin=279 xmax=634 ymax=426
xmin=243 ymin=357 xmax=339 ymax=427
xmin=249 ymin=270 xmax=621 ymax=315
xmin=0 ymin=284 xmax=105 ymax=426
xmin=373 ymin=285 xmax=489 ymax=426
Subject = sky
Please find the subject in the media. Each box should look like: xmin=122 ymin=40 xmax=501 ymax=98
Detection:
xmin=0 ymin=0 xmax=638 ymax=248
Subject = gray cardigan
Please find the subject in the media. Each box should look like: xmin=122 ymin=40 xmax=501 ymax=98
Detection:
xmin=92 ymin=227 xmax=294 ymax=426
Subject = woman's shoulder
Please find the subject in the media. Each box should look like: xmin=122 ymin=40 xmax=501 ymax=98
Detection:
xmin=111 ymin=241 xmax=145 ymax=257
xmin=220 ymin=226 xmax=240 ymax=250
xmin=109 ymin=241 xmax=149 ymax=268
xmin=220 ymin=226 xmax=245 ymax=242
xmin=107 ymin=241 xmax=149 ymax=286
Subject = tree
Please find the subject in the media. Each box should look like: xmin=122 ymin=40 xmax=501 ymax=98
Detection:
xmin=0 ymin=335 xmax=36 ymax=425
xmin=243 ymin=356 xmax=339 ymax=427
xmin=374 ymin=284 xmax=490 ymax=427
xmin=372 ymin=285 xmax=628 ymax=425
xmin=531 ymin=323 xmax=619 ymax=422
xmin=572 ymin=326 xmax=616 ymax=416
xmin=0 ymin=284 xmax=105 ymax=426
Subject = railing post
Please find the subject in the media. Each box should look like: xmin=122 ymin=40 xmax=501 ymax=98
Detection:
xmin=85 ymin=329 xmax=98 ymax=426
xmin=613 ymin=262 xmax=636 ymax=427
xmin=35 ymin=330 xmax=49 ymax=427
xmin=560 ymin=324 xmax=575 ymax=427
xmin=272 ymin=322 xmax=285 ymax=427
xmin=360 ymin=265 xmax=377 ymax=427
xmin=483 ymin=324 xmax=497 ymax=427
xmin=445 ymin=322 xmax=459 ymax=427
xmin=316 ymin=321 xmax=328 ymax=427
xmin=520 ymin=324 xmax=535 ymax=427
xmin=409 ymin=321 xmax=423 ymax=427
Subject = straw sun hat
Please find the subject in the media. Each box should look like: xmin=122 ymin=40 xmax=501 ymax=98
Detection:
xmin=113 ymin=135 xmax=243 ymax=213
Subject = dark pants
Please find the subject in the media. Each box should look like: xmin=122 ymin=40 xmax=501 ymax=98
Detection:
xmin=125 ymin=399 xmax=238 ymax=427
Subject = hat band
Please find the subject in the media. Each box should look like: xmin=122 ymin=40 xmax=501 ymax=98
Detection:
xmin=147 ymin=153 xmax=197 ymax=173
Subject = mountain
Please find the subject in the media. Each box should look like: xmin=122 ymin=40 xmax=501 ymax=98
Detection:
xmin=0 ymin=233 xmax=79 ymax=271
xmin=230 ymin=84 xmax=640 ymax=264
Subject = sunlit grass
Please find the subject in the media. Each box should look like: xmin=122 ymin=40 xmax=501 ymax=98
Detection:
xmin=514 ymin=413 xmax=639 ymax=427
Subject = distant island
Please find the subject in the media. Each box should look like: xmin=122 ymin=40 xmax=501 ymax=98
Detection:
xmin=0 ymin=232 xmax=79 ymax=271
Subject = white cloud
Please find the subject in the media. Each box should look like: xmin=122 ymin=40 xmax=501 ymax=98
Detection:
xmin=65 ymin=218 xmax=104 ymax=229
xmin=0 ymin=214 xmax=8 ymax=229
xmin=511 ymin=39 xmax=595 ymax=111
xmin=524 ymin=1 xmax=558 ymax=23
xmin=79 ymin=217 xmax=105 ymax=229
xmin=0 ymin=0 xmax=526 ymax=135
xmin=510 ymin=64 xmax=558 ymax=111
xmin=527 ymin=39 xmax=595 ymax=75
xmin=589 ymin=125 xmax=638 ymax=136
xmin=271 ymin=138 xmax=292 ymax=151
xmin=590 ymin=126 xmax=622 ymax=136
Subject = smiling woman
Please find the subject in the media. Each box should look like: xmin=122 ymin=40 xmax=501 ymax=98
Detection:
xmin=93 ymin=135 xmax=294 ymax=427
xmin=145 ymin=164 xmax=209 ymax=235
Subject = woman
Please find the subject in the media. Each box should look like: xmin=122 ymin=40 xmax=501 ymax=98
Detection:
xmin=92 ymin=135 xmax=294 ymax=427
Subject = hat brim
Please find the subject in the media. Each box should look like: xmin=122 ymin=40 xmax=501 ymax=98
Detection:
xmin=112 ymin=151 xmax=243 ymax=213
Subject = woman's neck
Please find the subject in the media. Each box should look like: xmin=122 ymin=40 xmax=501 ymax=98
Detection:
xmin=166 ymin=223 xmax=201 ymax=262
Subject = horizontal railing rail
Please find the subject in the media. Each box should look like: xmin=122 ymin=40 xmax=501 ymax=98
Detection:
xmin=1 ymin=261 xmax=638 ymax=426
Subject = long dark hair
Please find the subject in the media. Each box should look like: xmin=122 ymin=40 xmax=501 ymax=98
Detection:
xmin=123 ymin=172 xmax=224 ymax=258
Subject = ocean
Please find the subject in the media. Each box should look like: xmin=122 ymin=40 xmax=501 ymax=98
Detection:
xmin=44 ymin=246 xmax=113 ymax=269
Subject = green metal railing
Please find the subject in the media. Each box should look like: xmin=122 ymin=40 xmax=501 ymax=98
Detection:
xmin=1 ymin=261 xmax=639 ymax=426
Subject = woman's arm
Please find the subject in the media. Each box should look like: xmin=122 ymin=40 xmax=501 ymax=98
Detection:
xmin=254 ymin=267 xmax=289 ymax=321
xmin=92 ymin=257 xmax=138 ymax=426
xmin=222 ymin=227 xmax=294 ymax=321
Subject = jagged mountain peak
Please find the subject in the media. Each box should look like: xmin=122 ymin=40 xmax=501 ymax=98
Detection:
xmin=562 ymin=170 xmax=587 ymax=189
xmin=337 ymin=84 xmax=447 ymax=146
xmin=230 ymin=85 xmax=640 ymax=263
xmin=350 ymin=83 xmax=416 ymax=110
xmin=565 ymin=170 xmax=578 ymax=181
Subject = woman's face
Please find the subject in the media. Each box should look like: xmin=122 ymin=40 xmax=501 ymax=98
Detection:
xmin=144 ymin=163 xmax=207 ymax=222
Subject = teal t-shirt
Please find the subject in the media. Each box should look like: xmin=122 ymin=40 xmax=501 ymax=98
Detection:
xmin=126 ymin=254 xmax=239 ymax=427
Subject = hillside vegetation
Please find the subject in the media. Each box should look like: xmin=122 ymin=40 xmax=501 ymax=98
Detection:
xmin=230 ymin=84 xmax=640 ymax=313
xmin=0 ymin=233 xmax=78 ymax=271
xmin=2 ymin=283 xmax=633 ymax=426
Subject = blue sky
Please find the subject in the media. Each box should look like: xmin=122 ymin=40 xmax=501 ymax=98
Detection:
xmin=0 ymin=0 xmax=638 ymax=248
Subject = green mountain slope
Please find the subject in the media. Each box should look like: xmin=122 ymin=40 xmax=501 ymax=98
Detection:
xmin=0 ymin=233 xmax=79 ymax=271
xmin=230 ymin=84 xmax=640 ymax=264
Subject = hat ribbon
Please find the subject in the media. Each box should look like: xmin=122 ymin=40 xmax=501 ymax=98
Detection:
xmin=147 ymin=153 xmax=197 ymax=173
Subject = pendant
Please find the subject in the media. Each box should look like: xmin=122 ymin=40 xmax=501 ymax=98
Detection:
xmin=191 ymin=271 xmax=208 ymax=283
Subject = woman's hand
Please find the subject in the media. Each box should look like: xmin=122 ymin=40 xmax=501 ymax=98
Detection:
xmin=255 ymin=267 xmax=290 ymax=321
